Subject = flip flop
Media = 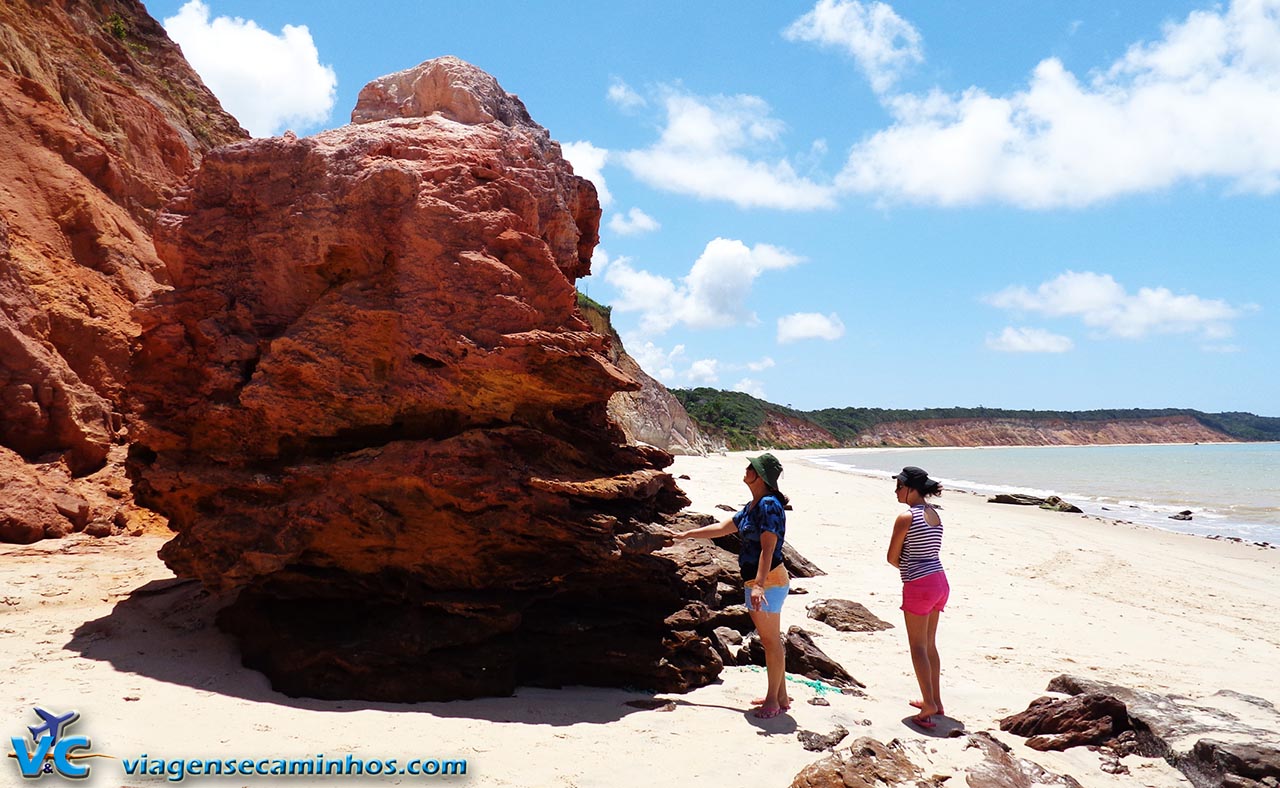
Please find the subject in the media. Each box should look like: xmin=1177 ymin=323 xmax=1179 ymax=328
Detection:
xmin=909 ymin=700 xmax=944 ymax=715
xmin=753 ymin=706 xmax=786 ymax=719
xmin=752 ymin=699 xmax=791 ymax=710
xmin=910 ymin=714 xmax=936 ymax=730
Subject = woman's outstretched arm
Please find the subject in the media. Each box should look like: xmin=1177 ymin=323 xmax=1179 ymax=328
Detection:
xmin=674 ymin=518 xmax=737 ymax=540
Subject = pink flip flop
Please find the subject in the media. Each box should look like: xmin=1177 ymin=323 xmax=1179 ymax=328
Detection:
xmin=910 ymin=714 xmax=936 ymax=730
xmin=753 ymin=706 xmax=786 ymax=719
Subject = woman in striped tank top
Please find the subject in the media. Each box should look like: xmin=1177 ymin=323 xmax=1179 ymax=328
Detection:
xmin=886 ymin=466 xmax=949 ymax=730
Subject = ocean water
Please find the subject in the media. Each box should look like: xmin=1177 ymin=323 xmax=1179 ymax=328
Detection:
xmin=809 ymin=443 xmax=1280 ymax=545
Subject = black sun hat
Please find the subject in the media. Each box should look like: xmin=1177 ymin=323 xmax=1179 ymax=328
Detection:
xmin=893 ymin=466 xmax=937 ymax=492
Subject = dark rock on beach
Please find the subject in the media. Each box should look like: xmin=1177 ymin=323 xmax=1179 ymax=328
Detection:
xmin=999 ymin=693 xmax=1131 ymax=751
xmin=743 ymin=626 xmax=863 ymax=690
xmin=806 ymin=598 xmax=894 ymax=632
xmin=707 ymin=626 xmax=742 ymax=667
xmin=1044 ymin=675 xmax=1280 ymax=788
xmin=964 ymin=732 xmax=1086 ymax=788
xmin=1171 ymin=510 xmax=1194 ymax=521
xmin=1189 ymin=739 xmax=1280 ymax=787
xmin=1047 ymin=675 xmax=1280 ymax=745
xmin=797 ymin=725 xmax=849 ymax=752
xmin=1040 ymin=496 xmax=1084 ymax=514
xmin=988 ymin=493 xmax=1049 ymax=506
xmin=988 ymin=493 xmax=1083 ymax=512
xmin=791 ymin=737 xmax=943 ymax=788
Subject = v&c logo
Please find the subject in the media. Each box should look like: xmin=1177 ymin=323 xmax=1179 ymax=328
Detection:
xmin=8 ymin=707 xmax=108 ymax=780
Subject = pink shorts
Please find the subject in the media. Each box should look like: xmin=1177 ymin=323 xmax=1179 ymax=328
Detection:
xmin=901 ymin=571 xmax=949 ymax=616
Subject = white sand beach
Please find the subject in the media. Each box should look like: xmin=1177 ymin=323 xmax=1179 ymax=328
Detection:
xmin=5 ymin=449 xmax=1279 ymax=787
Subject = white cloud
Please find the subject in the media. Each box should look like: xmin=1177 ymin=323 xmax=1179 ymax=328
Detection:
xmin=784 ymin=0 xmax=924 ymax=93
xmin=605 ymin=239 xmax=802 ymax=333
xmin=732 ymin=378 xmax=767 ymax=398
xmin=837 ymin=0 xmax=1280 ymax=207
xmin=617 ymin=89 xmax=836 ymax=210
xmin=607 ymin=78 xmax=647 ymax=110
xmin=986 ymin=327 xmax=1075 ymax=353
xmin=162 ymin=1 xmax=336 ymax=137
xmin=603 ymin=256 xmax=680 ymax=332
xmin=688 ymin=358 xmax=720 ymax=385
xmin=987 ymin=271 xmax=1246 ymax=340
xmin=561 ymin=141 xmax=613 ymax=207
xmin=619 ymin=337 xmax=777 ymax=391
xmin=608 ymin=207 xmax=661 ymax=236
xmin=625 ymin=337 xmax=687 ymax=381
xmin=777 ymin=312 xmax=846 ymax=343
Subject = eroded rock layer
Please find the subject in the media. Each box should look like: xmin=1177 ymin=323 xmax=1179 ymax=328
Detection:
xmin=128 ymin=57 xmax=711 ymax=701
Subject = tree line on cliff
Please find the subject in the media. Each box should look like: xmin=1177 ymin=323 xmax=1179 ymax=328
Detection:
xmin=670 ymin=387 xmax=1280 ymax=450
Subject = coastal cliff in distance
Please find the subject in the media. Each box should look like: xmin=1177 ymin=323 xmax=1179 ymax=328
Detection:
xmin=853 ymin=415 xmax=1232 ymax=447
xmin=576 ymin=294 xmax=713 ymax=455
xmin=672 ymin=388 xmax=1280 ymax=449
xmin=0 ymin=0 xmax=247 ymax=543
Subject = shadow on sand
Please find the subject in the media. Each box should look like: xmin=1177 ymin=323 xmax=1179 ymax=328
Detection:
xmin=901 ymin=714 xmax=967 ymax=738
xmin=64 ymin=577 xmax=681 ymax=727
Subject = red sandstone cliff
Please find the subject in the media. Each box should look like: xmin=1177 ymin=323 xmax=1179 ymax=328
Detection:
xmin=0 ymin=0 xmax=246 ymax=543
xmin=760 ymin=411 xmax=840 ymax=447
xmin=127 ymin=57 xmax=720 ymax=701
xmin=854 ymin=415 xmax=1234 ymax=447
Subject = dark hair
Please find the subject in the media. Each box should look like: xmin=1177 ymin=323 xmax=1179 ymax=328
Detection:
xmin=896 ymin=478 xmax=942 ymax=498
xmin=895 ymin=466 xmax=942 ymax=498
xmin=765 ymin=487 xmax=790 ymax=507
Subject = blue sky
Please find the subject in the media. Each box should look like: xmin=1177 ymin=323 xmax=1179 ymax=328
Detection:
xmin=143 ymin=0 xmax=1280 ymax=415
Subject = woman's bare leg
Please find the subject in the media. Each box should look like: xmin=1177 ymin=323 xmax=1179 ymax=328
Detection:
xmin=926 ymin=609 xmax=942 ymax=714
xmin=748 ymin=608 xmax=788 ymax=711
xmin=909 ymin=610 xmax=945 ymax=714
xmin=903 ymin=611 xmax=939 ymax=719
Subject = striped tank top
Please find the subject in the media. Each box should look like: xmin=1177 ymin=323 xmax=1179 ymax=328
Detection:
xmin=899 ymin=504 xmax=944 ymax=583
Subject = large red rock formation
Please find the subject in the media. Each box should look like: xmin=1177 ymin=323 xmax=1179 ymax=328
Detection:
xmin=128 ymin=57 xmax=720 ymax=701
xmin=0 ymin=0 xmax=246 ymax=542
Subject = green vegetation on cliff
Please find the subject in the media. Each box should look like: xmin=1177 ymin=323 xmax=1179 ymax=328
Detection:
xmin=576 ymin=291 xmax=611 ymax=320
xmin=671 ymin=388 xmax=800 ymax=449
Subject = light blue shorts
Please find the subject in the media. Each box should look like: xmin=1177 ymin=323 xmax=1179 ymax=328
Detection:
xmin=745 ymin=584 xmax=789 ymax=614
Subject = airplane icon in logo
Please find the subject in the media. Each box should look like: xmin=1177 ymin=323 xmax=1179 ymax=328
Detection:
xmin=27 ymin=708 xmax=79 ymax=744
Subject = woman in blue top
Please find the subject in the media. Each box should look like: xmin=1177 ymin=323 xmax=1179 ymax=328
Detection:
xmin=674 ymin=453 xmax=790 ymax=718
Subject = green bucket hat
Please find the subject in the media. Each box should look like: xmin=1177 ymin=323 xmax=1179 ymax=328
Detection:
xmin=748 ymin=452 xmax=783 ymax=491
